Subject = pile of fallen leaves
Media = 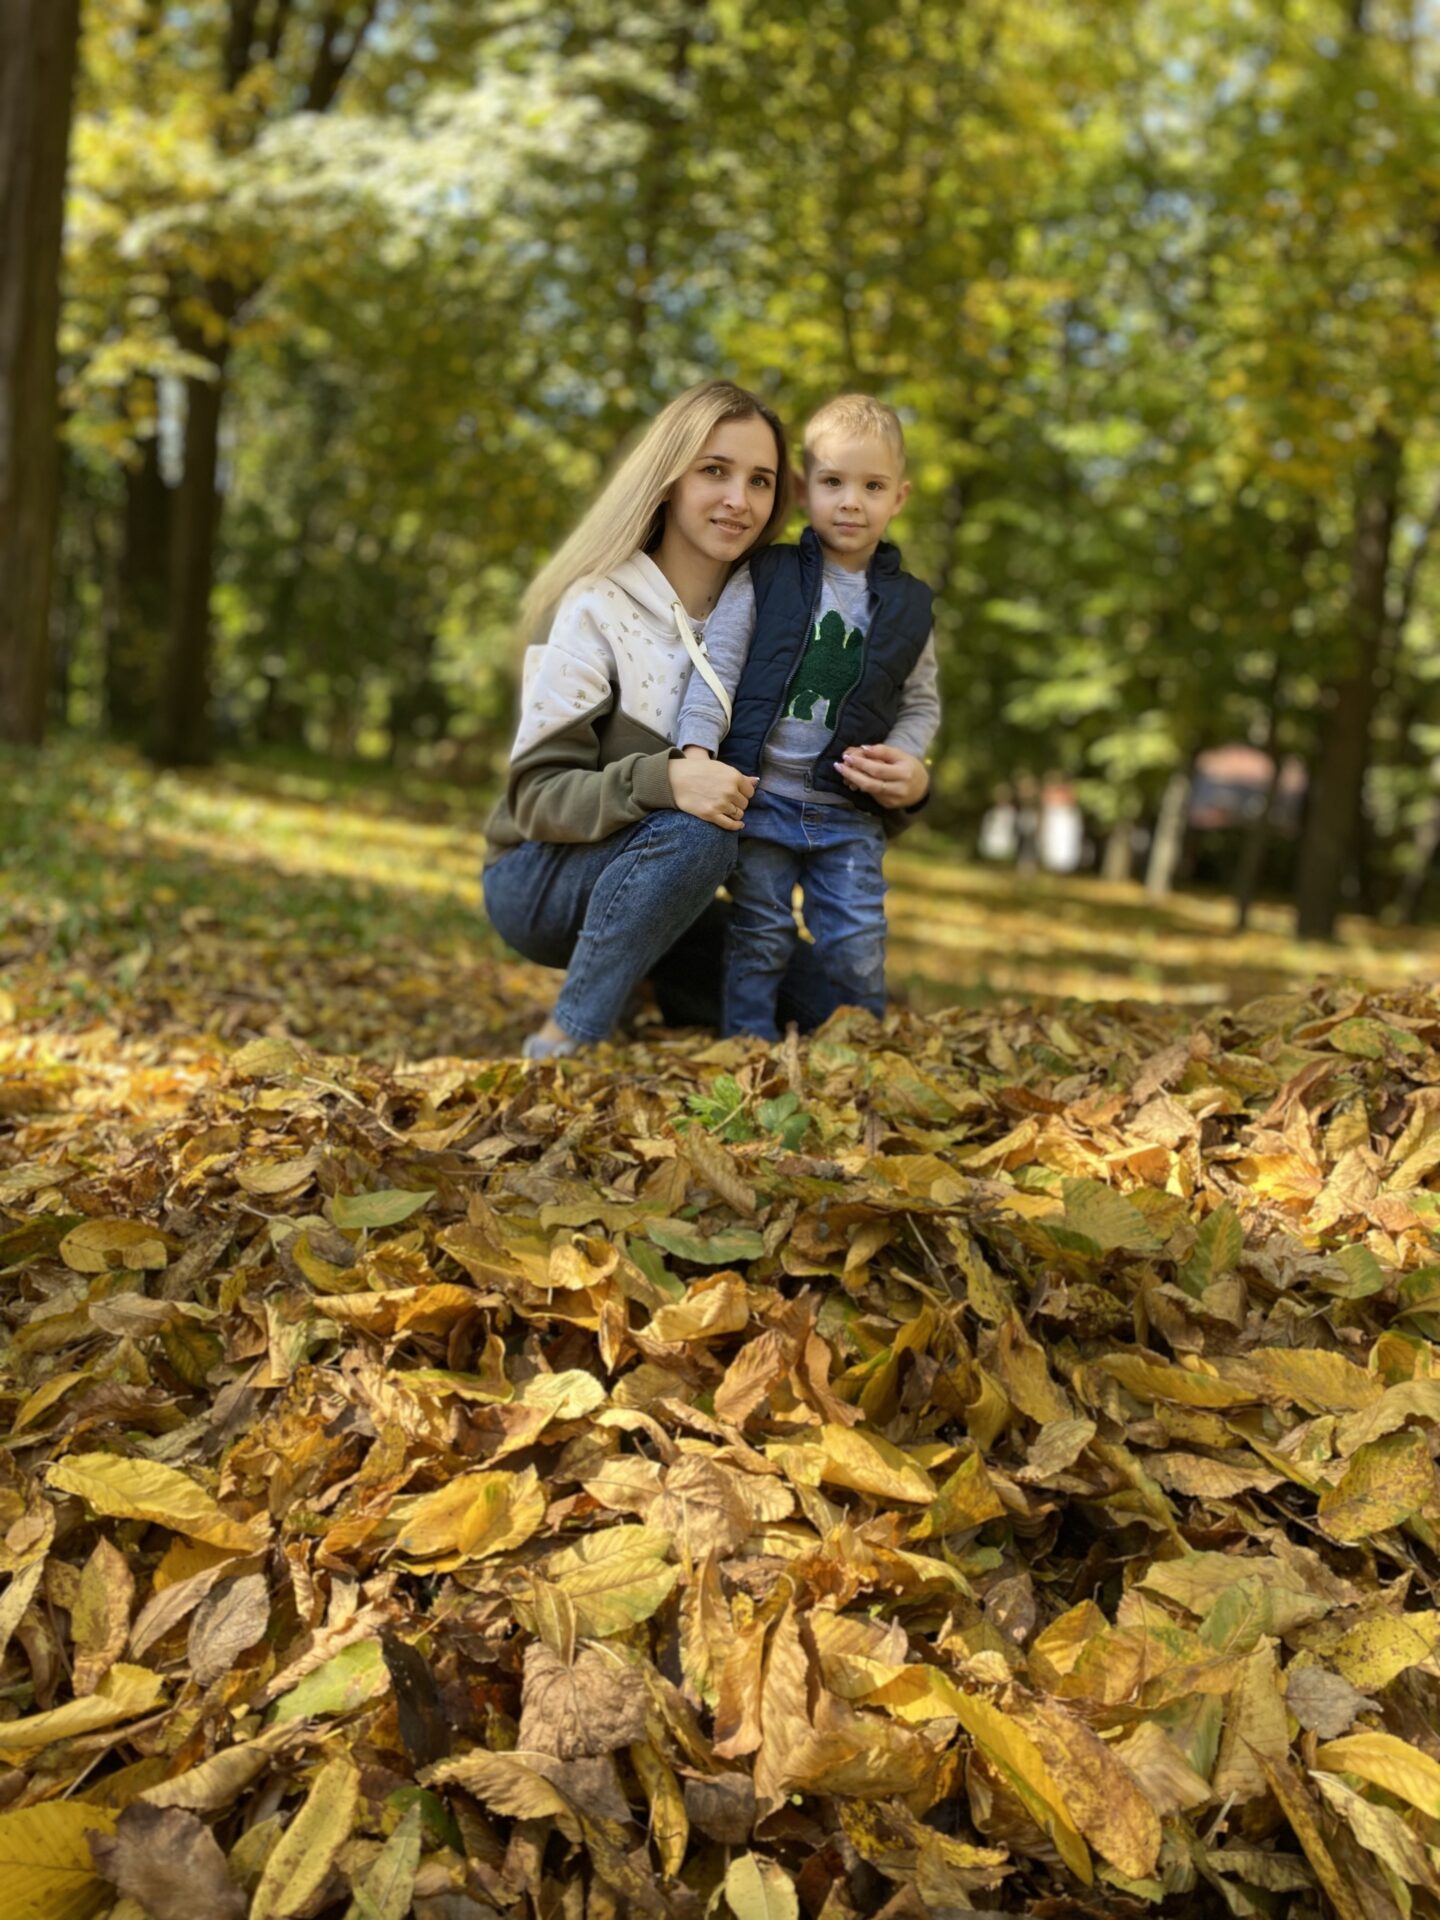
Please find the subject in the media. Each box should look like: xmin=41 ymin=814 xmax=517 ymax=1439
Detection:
xmin=3 ymin=984 xmax=1440 ymax=1920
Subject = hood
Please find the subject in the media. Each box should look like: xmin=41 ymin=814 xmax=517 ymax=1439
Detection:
xmin=607 ymin=552 xmax=686 ymax=636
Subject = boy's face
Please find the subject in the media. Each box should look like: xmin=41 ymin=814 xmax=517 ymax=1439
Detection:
xmin=804 ymin=431 xmax=911 ymax=570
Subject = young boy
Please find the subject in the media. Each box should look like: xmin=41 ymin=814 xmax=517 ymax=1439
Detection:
xmin=675 ymin=394 xmax=940 ymax=1038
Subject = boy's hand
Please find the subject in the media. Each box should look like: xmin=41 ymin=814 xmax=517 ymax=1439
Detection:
xmin=670 ymin=754 xmax=757 ymax=829
xmin=836 ymin=744 xmax=930 ymax=809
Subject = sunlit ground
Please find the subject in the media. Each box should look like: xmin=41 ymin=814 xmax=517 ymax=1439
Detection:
xmin=3 ymin=744 xmax=1438 ymax=1068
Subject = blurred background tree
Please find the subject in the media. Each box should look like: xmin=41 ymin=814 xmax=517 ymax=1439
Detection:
xmin=8 ymin=0 xmax=1440 ymax=935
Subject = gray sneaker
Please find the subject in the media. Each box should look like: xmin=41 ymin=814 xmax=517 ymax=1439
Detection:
xmin=521 ymin=1029 xmax=580 ymax=1061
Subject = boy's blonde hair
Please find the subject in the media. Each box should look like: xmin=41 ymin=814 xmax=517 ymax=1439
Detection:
xmin=518 ymin=380 xmax=790 ymax=646
xmin=803 ymin=394 xmax=906 ymax=474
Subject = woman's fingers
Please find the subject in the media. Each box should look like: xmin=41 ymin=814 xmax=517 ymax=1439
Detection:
xmin=670 ymin=755 xmax=755 ymax=827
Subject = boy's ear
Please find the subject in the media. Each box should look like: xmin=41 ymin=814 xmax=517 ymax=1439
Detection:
xmin=791 ymin=465 xmax=806 ymax=497
xmin=894 ymin=476 xmax=912 ymax=514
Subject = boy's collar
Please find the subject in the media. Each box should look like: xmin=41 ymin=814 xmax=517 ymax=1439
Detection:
xmin=799 ymin=525 xmax=902 ymax=579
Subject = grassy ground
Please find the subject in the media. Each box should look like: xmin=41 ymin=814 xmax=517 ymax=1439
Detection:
xmin=4 ymin=741 xmax=1437 ymax=1061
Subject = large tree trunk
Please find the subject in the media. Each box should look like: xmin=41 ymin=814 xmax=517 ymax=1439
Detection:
xmin=1294 ymin=427 xmax=1404 ymax=940
xmin=153 ymin=352 xmax=228 ymax=766
xmin=0 ymin=0 xmax=82 ymax=746
xmin=110 ymin=434 xmax=172 ymax=741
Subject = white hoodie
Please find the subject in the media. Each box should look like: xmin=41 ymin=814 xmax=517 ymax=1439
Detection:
xmin=486 ymin=552 xmax=696 ymax=855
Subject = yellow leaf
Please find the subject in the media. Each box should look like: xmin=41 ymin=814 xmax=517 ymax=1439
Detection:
xmin=71 ymin=1537 xmax=134 ymax=1694
xmin=1099 ymin=1355 xmax=1255 ymax=1410
xmin=1223 ymin=1348 xmax=1383 ymax=1414
xmin=1312 ymin=1773 xmax=1440 ymax=1895
xmin=391 ymin=1467 xmax=546 ymax=1564
xmin=514 ymin=1369 xmax=607 ymax=1422
xmin=424 ymin=1749 xmax=576 ymax=1831
xmin=1316 ymin=1732 xmax=1440 ymax=1819
xmin=631 ymin=1738 xmax=689 ymax=1878
xmin=11 ymin=1370 xmax=90 ymax=1434
xmin=647 ymin=1275 xmax=752 ymax=1343
xmin=545 ymin=1525 xmax=678 ymax=1639
xmin=0 ymin=1800 xmax=118 ymax=1920
xmin=1015 ymin=1698 xmax=1163 ymax=1880
xmin=1331 ymin=1611 xmax=1440 ymax=1692
xmin=908 ymin=1451 xmax=1005 ymax=1539
xmin=1335 ymin=1379 xmax=1440 ymax=1456
xmin=0 ymin=1664 xmax=165 ymax=1765
xmin=817 ymin=1424 xmax=936 ymax=1505
xmin=47 ymin=1453 xmax=266 ymax=1551
xmin=725 ymin=1851 xmax=799 ymax=1920
xmin=994 ymin=1314 xmax=1073 ymax=1424
xmin=948 ymin=1691 xmax=1092 ymax=1884
xmin=1260 ymin=1756 xmax=1369 ymax=1920
xmin=59 ymin=1218 xmax=167 ymax=1273
xmin=250 ymin=1755 xmax=359 ymax=1920
xmin=1318 ymin=1429 xmax=1438 ymax=1543
xmin=1212 ymin=1644 xmax=1289 ymax=1804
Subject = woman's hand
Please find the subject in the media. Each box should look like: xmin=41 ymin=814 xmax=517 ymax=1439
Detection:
xmin=669 ymin=746 xmax=757 ymax=829
xmin=836 ymin=743 xmax=930 ymax=810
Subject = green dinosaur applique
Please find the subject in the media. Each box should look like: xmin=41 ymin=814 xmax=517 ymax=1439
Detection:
xmin=783 ymin=608 xmax=863 ymax=725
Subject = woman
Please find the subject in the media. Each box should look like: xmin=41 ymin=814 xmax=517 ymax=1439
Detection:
xmin=483 ymin=380 xmax=926 ymax=1055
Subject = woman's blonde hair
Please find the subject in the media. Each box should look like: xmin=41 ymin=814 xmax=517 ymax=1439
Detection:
xmin=518 ymin=380 xmax=790 ymax=645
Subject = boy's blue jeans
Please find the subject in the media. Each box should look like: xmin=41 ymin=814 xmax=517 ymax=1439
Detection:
xmin=482 ymin=809 xmax=841 ymax=1043
xmin=723 ymin=790 xmax=887 ymax=1040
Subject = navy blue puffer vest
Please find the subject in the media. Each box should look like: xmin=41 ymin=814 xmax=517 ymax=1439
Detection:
xmin=722 ymin=528 xmax=933 ymax=813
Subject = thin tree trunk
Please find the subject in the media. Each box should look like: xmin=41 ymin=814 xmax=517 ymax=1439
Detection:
xmin=1294 ymin=427 xmax=1404 ymax=940
xmin=153 ymin=351 xmax=228 ymax=766
xmin=0 ymin=0 xmax=82 ymax=746
xmin=1395 ymin=800 xmax=1440 ymax=925
xmin=110 ymin=434 xmax=172 ymax=741
xmin=1102 ymin=817 xmax=1136 ymax=882
xmin=1233 ymin=758 xmax=1282 ymax=932
xmin=1146 ymin=768 xmax=1192 ymax=899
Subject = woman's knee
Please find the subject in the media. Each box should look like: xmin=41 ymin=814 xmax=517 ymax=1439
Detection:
xmin=482 ymin=857 xmax=572 ymax=967
xmin=647 ymin=810 xmax=739 ymax=889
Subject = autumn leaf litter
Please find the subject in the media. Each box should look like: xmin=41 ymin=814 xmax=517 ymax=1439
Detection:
xmin=2 ymin=987 xmax=1440 ymax=1917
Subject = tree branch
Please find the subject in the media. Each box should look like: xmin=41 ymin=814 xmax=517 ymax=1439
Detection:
xmin=305 ymin=0 xmax=381 ymax=114
xmin=261 ymin=0 xmax=295 ymax=66
xmin=223 ymin=0 xmax=261 ymax=91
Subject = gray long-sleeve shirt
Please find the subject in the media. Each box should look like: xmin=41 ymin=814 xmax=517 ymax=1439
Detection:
xmin=675 ymin=559 xmax=941 ymax=806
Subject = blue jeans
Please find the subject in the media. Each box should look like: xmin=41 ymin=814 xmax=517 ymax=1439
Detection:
xmin=482 ymin=809 xmax=841 ymax=1042
xmin=723 ymin=790 xmax=887 ymax=1040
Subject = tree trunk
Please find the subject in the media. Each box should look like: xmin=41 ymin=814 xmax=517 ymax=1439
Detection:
xmin=153 ymin=352 xmax=228 ymax=766
xmin=0 ymin=0 xmax=82 ymax=746
xmin=110 ymin=434 xmax=172 ymax=741
xmin=1395 ymin=799 xmax=1440 ymax=925
xmin=1294 ymin=427 xmax=1404 ymax=940
xmin=1145 ymin=768 xmax=1192 ymax=898
xmin=1102 ymin=818 xmax=1136 ymax=882
xmin=1233 ymin=757 xmax=1282 ymax=932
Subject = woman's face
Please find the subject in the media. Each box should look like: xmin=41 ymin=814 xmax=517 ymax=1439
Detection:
xmin=664 ymin=414 xmax=782 ymax=564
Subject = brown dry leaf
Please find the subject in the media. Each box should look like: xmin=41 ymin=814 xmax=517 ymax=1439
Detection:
xmin=89 ymin=1803 xmax=246 ymax=1920
xmin=684 ymin=1769 xmax=756 ymax=1844
xmin=187 ymin=1571 xmax=270 ymax=1687
xmin=653 ymin=1456 xmax=753 ymax=1560
xmin=517 ymin=1641 xmax=649 ymax=1758
xmin=1286 ymin=1665 xmax=1379 ymax=1740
